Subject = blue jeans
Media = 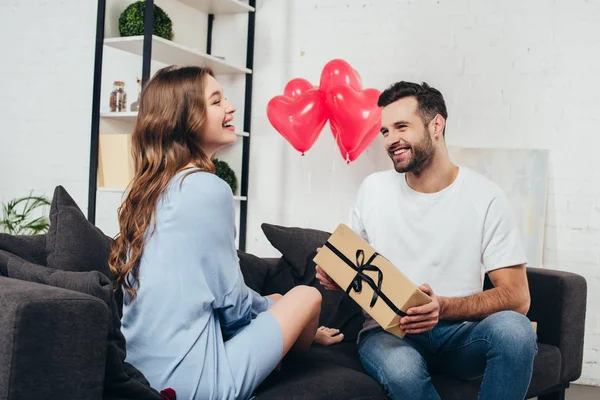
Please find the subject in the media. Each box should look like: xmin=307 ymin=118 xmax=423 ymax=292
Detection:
xmin=358 ymin=311 xmax=538 ymax=400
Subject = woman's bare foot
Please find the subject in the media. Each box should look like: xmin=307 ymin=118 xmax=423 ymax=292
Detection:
xmin=313 ymin=326 xmax=344 ymax=346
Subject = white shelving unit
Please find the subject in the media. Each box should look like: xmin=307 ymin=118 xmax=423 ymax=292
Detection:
xmin=178 ymin=0 xmax=254 ymax=14
xmin=90 ymin=0 xmax=255 ymax=248
xmin=104 ymin=36 xmax=251 ymax=75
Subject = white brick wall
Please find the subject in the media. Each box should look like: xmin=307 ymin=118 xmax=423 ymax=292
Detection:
xmin=1 ymin=0 xmax=599 ymax=386
xmin=247 ymin=0 xmax=600 ymax=385
xmin=0 ymin=0 xmax=97 ymax=212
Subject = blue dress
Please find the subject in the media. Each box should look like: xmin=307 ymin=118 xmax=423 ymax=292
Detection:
xmin=121 ymin=169 xmax=283 ymax=400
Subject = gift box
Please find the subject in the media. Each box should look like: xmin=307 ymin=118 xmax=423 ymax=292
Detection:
xmin=313 ymin=223 xmax=431 ymax=338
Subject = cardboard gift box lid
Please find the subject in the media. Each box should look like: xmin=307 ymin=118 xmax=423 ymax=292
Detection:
xmin=314 ymin=224 xmax=431 ymax=338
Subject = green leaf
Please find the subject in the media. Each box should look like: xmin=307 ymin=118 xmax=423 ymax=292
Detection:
xmin=0 ymin=193 xmax=51 ymax=235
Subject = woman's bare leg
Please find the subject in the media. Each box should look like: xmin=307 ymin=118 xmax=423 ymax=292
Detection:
xmin=267 ymin=285 xmax=322 ymax=357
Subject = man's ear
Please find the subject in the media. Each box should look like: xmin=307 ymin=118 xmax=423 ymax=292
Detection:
xmin=430 ymin=114 xmax=445 ymax=139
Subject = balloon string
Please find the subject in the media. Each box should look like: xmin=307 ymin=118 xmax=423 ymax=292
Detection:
xmin=346 ymin=152 xmax=350 ymax=164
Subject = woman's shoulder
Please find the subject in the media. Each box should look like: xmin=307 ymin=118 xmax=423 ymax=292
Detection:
xmin=173 ymin=169 xmax=232 ymax=203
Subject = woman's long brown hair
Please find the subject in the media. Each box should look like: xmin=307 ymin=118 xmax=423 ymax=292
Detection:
xmin=109 ymin=65 xmax=215 ymax=300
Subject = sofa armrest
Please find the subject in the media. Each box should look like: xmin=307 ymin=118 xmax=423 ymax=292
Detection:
xmin=526 ymin=267 xmax=587 ymax=383
xmin=0 ymin=277 xmax=108 ymax=400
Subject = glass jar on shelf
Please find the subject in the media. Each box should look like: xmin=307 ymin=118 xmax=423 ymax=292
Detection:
xmin=109 ymin=81 xmax=127 ymax=112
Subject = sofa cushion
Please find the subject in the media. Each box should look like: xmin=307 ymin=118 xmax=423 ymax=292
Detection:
xmin=261 ymin=224 xmax=365 ymax=342
xmin=46 ymin=186 xmax=113 ymax=279
xmin=431 ymin=343 xmax=561 ymax=399
xmin=238 ymin=250 xmax=272 ymax=294
xmin=0 ymin=233 xmax=47 ymax=265
xmin=527 ymin=343 xmax=562 ymax=396
xmin=255 ymin=360 xmax=385 ymax=400
xmin=261 ymin=223 xmax=330 ymax=278
xmin=262 ymin=257 xmax=297 ymax=296
xmin=0 ymin=249 xmax=13 ymax=276
xmin=295 ymin=342 xmax=364 ymax=373
xmin=4 ymin=256 xmax=166 ymax=400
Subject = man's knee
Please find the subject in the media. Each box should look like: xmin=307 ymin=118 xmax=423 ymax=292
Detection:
xmin=486 ymin=311 xmax=538 ymax=357
xmin=360 ymin=339 xmax=431 ymax=396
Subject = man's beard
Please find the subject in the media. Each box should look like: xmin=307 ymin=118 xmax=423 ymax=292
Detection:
xmin=391 ymin=129 xmax=435 ymax=173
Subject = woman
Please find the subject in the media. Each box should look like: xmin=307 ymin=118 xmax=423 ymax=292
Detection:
xmin=109 ymin=66 xmax=343 ymax=400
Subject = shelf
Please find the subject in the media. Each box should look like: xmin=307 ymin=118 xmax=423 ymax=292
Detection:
xmin=100 ymin=112 xmax=138 ymax=122
xmin=98 ymin=187 xmax=247 ymax=202
xmin=101 ymin=112 xmax=249 ymax=137
xmin=178 ymin=0 xmax=254 ymax=14
xmin=97 ymin=187 xmax=129 ymax=193
xmin=104 ymin=36 xmax=251 ymax=75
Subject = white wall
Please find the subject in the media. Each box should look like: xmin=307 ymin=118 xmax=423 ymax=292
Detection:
xmin=0 ymin=0 xmax=97 ymax=213
xmin=247 ymin=0 xmax=600 ymax=385
xmin=1 ymin=0 xmax=599 ymax=386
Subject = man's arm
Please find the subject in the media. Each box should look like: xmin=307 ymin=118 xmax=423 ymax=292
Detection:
xmin=434 ymin=190 xmax=530 ymax=321
xmin=438 ymin=264 xmax=530 ymax=320
xmin=400 ymin=265 xmax=530 ymax=334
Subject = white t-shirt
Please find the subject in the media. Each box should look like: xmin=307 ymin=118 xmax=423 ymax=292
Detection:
xmin=348 ymin=166 xmax=527 ymax=302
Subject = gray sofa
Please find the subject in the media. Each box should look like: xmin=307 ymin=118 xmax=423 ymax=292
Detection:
xmin=0 ymin=186 xmax=588 ymax=400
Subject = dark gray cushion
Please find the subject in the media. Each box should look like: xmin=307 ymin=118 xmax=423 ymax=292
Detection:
xmin=292 ymin=342 xmax=364 ymax=373
xmin=262 ymin=257 xmax=296 ymax=296
xmin=261 ymin=224 xmax=365 ymax=343
xmin=46 ymin=186 xmax=113 ymax=279
xmin=4 ymin=256 xmax=166 ymax=400
xmin=0 ymin=233 xmax=47 ymax=265
xmin=261 ymin=223 xmax=330 ymax=278
xmin=431 ymin=343 xmax=562 ymax=399
xmin=0 ymin=250 xmax=11 ymax=276
xmin=255 ymin=359 xmax=385 ymax=400
xmin=238 ymin=250 xmax=272 ymax=294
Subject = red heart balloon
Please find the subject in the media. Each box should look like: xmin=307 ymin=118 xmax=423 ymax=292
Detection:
xmin=334 ymin=123 xmax=380 ymax=163
xmin=319 ymin=59 xmax=362 ymax=94
xmin=327 ymin=85 xmax=381 ymax=162
xmin=283 ymin=78 xmax=315 ymax=98
xmin=267 ymin=88 xmax=328 ymax=155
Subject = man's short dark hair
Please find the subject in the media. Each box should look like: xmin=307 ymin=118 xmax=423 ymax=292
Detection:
xmin=378 ymin=81 xmax=448 ymax=136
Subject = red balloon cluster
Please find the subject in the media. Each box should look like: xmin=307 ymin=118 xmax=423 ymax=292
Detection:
xmin=267 ymin=59 xmax=381 ymax=163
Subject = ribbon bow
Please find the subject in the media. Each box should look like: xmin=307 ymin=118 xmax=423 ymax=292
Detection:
xmin=323 ymin=242 xmax=406 ymax=317
xmin=346 ymin=249 xmax=384 ymax=308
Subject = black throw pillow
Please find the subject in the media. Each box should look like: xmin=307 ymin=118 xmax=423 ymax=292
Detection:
xmin=261 ymin=223 xmax=365 ymax=342
xmin=46 ymin=186 xmax=113 ymax=279
xmin=0 ymin=233 xmax=47 ymax=265
xmin=261 ymin=223 xmax=330 ymax=279
xmin=262 ymin=257 xmax=296 ymax=296
xmin=0 ymin=249 xmax=13 ymax=276
xmin=237 ymin=250 xmax=272 ymax=294
xmin=4 ymin=256 xmax=166 ymax=400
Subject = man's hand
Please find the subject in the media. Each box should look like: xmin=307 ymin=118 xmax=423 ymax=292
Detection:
xmin=315 ymin=247 xmax=341 ymax=291
xmin=401 ymin=284 xmax=441 ymax=334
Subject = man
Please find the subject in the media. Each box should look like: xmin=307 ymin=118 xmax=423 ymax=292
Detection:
xmin=316 ymin=81 xmax=537 ymax=399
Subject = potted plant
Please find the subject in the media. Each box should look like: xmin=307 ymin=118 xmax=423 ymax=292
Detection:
xmin=0 ymin=193 xmax=51 ymax=235
xmin=119 ymin=1 xmax=173 ymax=40
xmin=213 ymin=159 xmax=238 ymax=194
